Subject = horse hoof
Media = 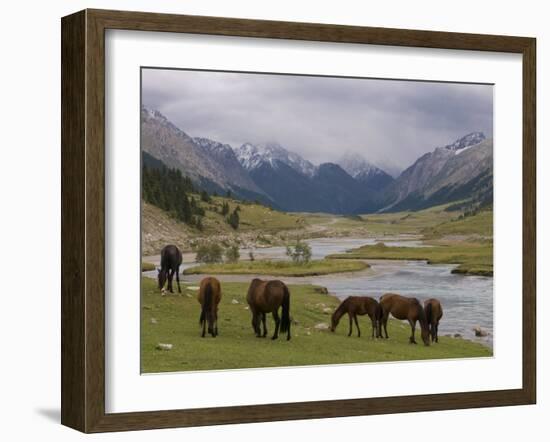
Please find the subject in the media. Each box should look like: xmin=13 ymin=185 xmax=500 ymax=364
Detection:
xmin=271 ymin=336 xmax=278 ymax=340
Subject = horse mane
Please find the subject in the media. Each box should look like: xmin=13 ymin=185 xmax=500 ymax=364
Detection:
xmin=337 ymin=297 xmax=351 ymax=314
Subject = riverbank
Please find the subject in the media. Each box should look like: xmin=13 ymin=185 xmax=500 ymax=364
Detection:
xmin=141 ymin=278 xmax=492 ymax=373
xmin=182 ymin=259 xmax=369 ymax=277
xmin=328 ymin=240 xmax=492 ymax=276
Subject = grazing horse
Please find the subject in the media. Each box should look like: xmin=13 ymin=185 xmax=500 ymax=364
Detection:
xmin=379 ymin=293 xmax=430 ymax=346
xmin=198 ymin=277 xmax=222 ymax=337
xmin=424 ymin=298 xmax=443 ymax=343
xmin=330 ymin=296 xmax=382 ymax=338
xmin=246 ymin=278 xmax=291 ymax=341
xmin=157 ymin=244 xmax=182 ymax=294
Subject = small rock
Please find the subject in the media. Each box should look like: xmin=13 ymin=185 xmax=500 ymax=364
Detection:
xmin=453 ymin=333 xmax=462 ymax=338
xmin=313 ymin=287 xmax=329 ymax=295
xmin=322 ymin=307 xmax=332 ymax=314
xmin=473 ymin=326 xmax=488 ymax=337
xmin=306 ymin=331 xmax=312 ymax=336
xmin=231 ymin=299 xmax=239 ymax=304
xmin=244 ymin=306 xmax=249 ymax=310
xmin=150 ymin=318 xmax=158 ymax=324
xmin=156 ymin=343 xmax=173 ymax=351
xmin=314 ymin=322 xmax=330 ymax=330
xmin=187 ymin=286 xmax=200 ymax=290
xmin=186 ymin=293 xmax=192 ymax=298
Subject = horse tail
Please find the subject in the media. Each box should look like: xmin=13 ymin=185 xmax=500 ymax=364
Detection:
xmin=279 ymin=285 xmax=291 ymax=337
xmin=375 ymin=301 xmax=383 ymax=320
xmin=425 ymin=301 xmax=433 ymax=325
xmin=416 ymin=301 xmax=428 ymax=329
xmin=200 ymin=281 xmax=213 ymax=325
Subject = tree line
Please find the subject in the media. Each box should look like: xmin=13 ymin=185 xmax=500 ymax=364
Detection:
xmin=142 ymin=161 xmax=240 ymax=231
xmin=142 ymin=164 xmax=205 ymax=229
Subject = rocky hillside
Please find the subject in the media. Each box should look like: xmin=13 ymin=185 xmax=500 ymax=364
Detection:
xmin=382 ymin=134 xmax=493 ymax=212
xmin=141 ymin=107 xmax=269 ymax=203
xmin=142 ymin=107 xmax=492 ymax=215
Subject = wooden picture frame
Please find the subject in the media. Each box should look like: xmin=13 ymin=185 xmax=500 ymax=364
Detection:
xmin=61 ymin=8 xmax=536 ymax=433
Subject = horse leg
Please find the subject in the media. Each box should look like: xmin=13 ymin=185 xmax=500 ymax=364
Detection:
xmin=435 ymin=323 xmax=439 ymax=343
xmin=213 ymin=308 xmax=218 ymax=337
xmin=252 ymin=312 xmax=262 ymax=337
xmin=371 ymin=316 xmax=376 ymax=339
xmin=261 ymin=313 xmax=267 ymax=338
xmin=348 ymin=314 xmax=353 ymax=337
xmin=271 ymin=310 xmax=280 ymax=340
xmin=409 ymin=319 xmax=417 ymax=344
xmin=354 ymin=315 xmax=361 ymax=338
xmin=175 ymin=266 xmax=181 ymax=293
xmin=201 ymin=308 xmax=206 ymax=338
xmin=168 ymin=269 xmax=174 ymax=293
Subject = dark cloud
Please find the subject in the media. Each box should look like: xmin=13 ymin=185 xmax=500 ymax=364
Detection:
xmin=142 ymin=68 xmax=493 ymax=172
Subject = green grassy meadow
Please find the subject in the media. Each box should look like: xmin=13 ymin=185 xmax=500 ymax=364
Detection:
xmin=141 ymin=278 xmax=492 ymax=373
xmin=328 ymin=208 xmax=493 ymax=276
xmin=183 ymin=259 xmax=369 ymax=277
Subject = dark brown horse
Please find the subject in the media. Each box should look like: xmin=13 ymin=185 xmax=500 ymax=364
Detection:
xmin=379 ymin=293 xmax=430 ymax=346
xmin=246 ymin=278 xmax=291 ymax=341
xmin=198 ymin=277 xmax=222 ymax=337
xmin=157 ymin=244 xmax=182 ymax=294
xmin=330 ymin=296 xmax=382 ymax=338
xmin=424 ymin=298 xmax=443 ymax=343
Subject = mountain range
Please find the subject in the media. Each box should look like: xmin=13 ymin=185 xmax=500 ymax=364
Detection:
xmin=141 ymin=106 xmax=493 ymax=214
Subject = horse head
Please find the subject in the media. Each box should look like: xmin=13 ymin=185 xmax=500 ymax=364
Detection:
xmin=157 ymin=267 xmax=167 ymax=292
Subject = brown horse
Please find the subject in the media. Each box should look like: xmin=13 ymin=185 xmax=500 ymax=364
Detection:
xmin=197 ymin=277 xmax=222 ymax=337
xmin=246 ymin=278 xmax=291 ymax=341
xmin=424 ymin=298 xmax=443 ymax=343
xmin=157 ymin=244 xmax=182 ymax=294
xmin=330 ymin=296 xmax=382 ymax=338
xmin=379 ymin=293 xmax=430 ymax=346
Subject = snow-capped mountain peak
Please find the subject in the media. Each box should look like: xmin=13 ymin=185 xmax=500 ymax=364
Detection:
xmin=234 ymin=142 xmax=316 ymax=176
xmin=444 ymin=132 xmax=486 ymax=152
xmin=338 ymin=152 xmax=385 ymax=179
xmin=193 ymin=137 xmax=234 ymax=156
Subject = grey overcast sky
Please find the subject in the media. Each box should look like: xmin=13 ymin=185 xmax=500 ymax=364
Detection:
xmin=142 ymin=68 xmax=493 ymax=174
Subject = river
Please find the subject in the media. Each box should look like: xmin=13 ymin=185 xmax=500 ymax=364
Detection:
xmin=143 ymin=236 xmax=493 ymax=347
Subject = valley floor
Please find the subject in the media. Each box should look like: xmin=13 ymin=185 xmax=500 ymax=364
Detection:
xmin=141 ymin=278 xmax=492 ymax=373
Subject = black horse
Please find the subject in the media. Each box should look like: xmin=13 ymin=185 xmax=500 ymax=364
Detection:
xmin=157 ymin=245 xmax=182 ymax=294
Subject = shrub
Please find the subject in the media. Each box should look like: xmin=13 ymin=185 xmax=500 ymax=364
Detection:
xmin=227 ymin=209 xmax=240 ymax=230
xmin=221 ymin=201 xmax=230 ymax=216
xmin=195 ymin=242 xmax=223 ymax=264
xmin=225 ymin=244 xmax=240 ymax=263
xmin=285 ymin=240 xmax=312 ymax=264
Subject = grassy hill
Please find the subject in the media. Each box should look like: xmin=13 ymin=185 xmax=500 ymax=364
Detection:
xmin=142 ymin=195 xmax=305 ymax=255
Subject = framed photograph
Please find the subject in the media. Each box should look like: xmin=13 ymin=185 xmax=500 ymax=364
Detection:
xmin=61 ymin=9 xmax=536 ymax=433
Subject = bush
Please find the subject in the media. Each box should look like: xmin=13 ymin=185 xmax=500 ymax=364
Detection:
xmin=200 ymin=190 xmax=211 ymax=203
xmin=221 ymin=201 xmax=230 ymax=216
xmin=227 ymin=209 xmax=240 ymax=230
xmin=285 ymin=240 xmax=312 ymax=264
xmin=195 ymin=242 xmax=223 ymax=264
xmin=225 ymin=244 xmax=240 ymax=263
